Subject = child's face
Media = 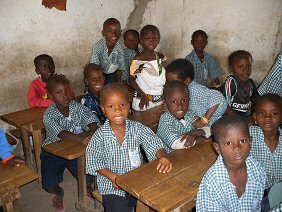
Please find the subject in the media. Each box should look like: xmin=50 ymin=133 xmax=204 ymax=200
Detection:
xmin=124 ymin=32 xmax=139 ymax=50
xmin=85 ymin=68 xmax=105 ymax=93
xmin=101 ymin=89 xmax=130 ymax=126
xmin=253 ymin=100 xmax=282 ymax=133
xmin=191 ymin=34 xmax=207 ymax=53
xmin=165 ymin=88 xmax=189 ymax=120
xmin=166 ymin=72 xmax=191 ymax=85
xmin=36 ymin=59 xmax=55 ymax=83
xmin=231 ymin=57 xmax=252 ymax=82
xmin=140 ymin=31 xmax=160 ymax=51
xmin=213 ymin=125 xmax=251 ymax=168
xmin=49 ymin=82 xmax=72 ymax=109
xmin=102 ymin=23 xmax=121 ymax=46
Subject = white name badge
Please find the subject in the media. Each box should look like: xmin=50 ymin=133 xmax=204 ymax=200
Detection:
xmin=128 ymin=147 xmax=141 ymax=168
xmin=107 ymin=64 xmax=119 ymax=74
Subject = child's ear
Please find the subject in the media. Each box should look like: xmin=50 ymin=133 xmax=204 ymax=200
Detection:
xmin=185 ymin=78 xmax=192 ymax=85
xmin=84 ymin=78 xmax=89 ymax=86
xmin=101 ymin=104 xmax=105 ymax=113
xmin=253 ymin=113 xmax=257 ymax=124
xmin=212 ymin=142 xmax=221 ymax=155
xmin=48 ymin=92 xmax=53 ymax=100
xmin=35 ymin=68 xmax=40 ymax=75
xmin=102 ymin=30 xmax=105 ymax=37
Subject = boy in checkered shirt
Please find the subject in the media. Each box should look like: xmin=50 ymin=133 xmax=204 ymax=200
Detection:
xmin=86 ymin=82 xmax=172 ymax=212
xmin=196 ymin=115 xmax=266 ymax=211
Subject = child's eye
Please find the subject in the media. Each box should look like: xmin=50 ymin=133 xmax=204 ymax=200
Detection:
xmin=171 ymin=100 xmax=177 ymax=104
xmin=272 ymin=112 xmax=279 ymax=116
xmin=120 ymin=103 xmax=126 ymax=107
xmin=225 ymin=141 xmax=231 ymax=146
xmin=258 ymin=111 xmax=264 ymax=116
xmin=108 ymin=105 xmax=114 ymax=109
xmin=182 ymin=99 xmax=188 ymax=103
xmin=240 ymin=139 xmax=247 ymax=144
xmin=42 ymin=66 xmax=47 ymax=70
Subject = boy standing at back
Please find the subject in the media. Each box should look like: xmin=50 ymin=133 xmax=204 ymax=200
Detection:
xmin=185 ymin=30 xmax=222 ymax=87
xmin=196 ymin=115 xmax=266 ymax=211
xmin=86 ymin=83 xmax=172 ymax=212
xmin=91 ymin=18 xmax=126 ymax=84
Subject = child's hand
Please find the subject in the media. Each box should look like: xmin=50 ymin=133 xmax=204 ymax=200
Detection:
xmin=181 ymin=133 xmax=196 ymax=148
xmin=110 ymin=173 xmax=120 ymax=189
xmin=79 ymin=134 xmax=92 ymax=145
xmin=193 ymin=117 xmax=206 ymax=129
xmin=117 ymin=69 xmax=123 ymax=82
xmin=139 ymin=94 xmax=149 ymax=110
xmin=8 ymin=156 xmax=25 ymax=167
xmin=157 ymin=157 xmax=172 ymax=173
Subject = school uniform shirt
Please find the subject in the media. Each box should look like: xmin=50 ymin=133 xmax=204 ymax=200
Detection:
xmin=157 ymin=110 xmax=195 ymax=153
xmin=185 ymin=50 xmax=223 ymax=87
xmin=221 ymin=75 xmax=258 ymax=117
xmin=196 ymin=155 xmax=266 ymax=212
xmin=86 ymin=119 xmax=164 ymax=197
xmin=0 ymin=129 xmax=14 ymax=161
xmin=189 ymin=81 xmax=227 ymax=125
xmin=249 ymin=125 xmax=282 ymax=188
xmin=80 ymin=89 xmax=106 ymax=123
xmin=123 ymin=47 xmax=142 ymax=81
xmin=258 ymin=52 xmax=282 ymax=97
xmin=28 ymin=77 xmax=54 ymax=108
xmin=43 ymin=100 xmax=101 ymax=146
xmin=90 ymin=38 xmax=127 ymax=80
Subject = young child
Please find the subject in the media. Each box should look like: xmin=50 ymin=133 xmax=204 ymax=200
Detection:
xmin=157 ymin=81 xmax=211 ymax=153
xmin=129 ymin=25 xmax=166 ymax=111
xmin=221 ymin=50 xmax=259 ymax=118
xmin=250 ymin=93 xmax=282 ymax=188
xmin=80 ymin=63 xmax=106 ymax=123
xmin=28 ymin=54 xmax=55 ymax=107
xmin=196 ymin=115 xmax=266 ymax=211
xmin=185 ymin=30 xmax=223 ymax=87
xmin=258 ymin=51 xmax=282 ymax=97
xmin=42 ymin=74 xmax=101 ymax=210
xmin=166 ymin=59 xmax=227 ymax=128
xmin=86 ymin=82 xmax=172 ymax=212
xmin=90 ymin=18 xmax=126 ymax=84
xmin=123 ymin=29 xmax=142 ymax=81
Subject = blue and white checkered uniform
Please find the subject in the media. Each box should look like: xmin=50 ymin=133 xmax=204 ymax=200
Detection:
xmin=196 ymin=156 xmax=266 ymax=212
xmin=124 ymin=47 xmax=142 ymax=81
xmin=43 ymin=100 xmax=101 ymax=146
xmin=258 ymin=52 xmax=282 ymax=97
xmin=157 ymin=110 xmax=194 ymax=153
xmin=185 ymin=50 xmax=223 ymax=87
xmin=249 ymin=125 xmax=282 ymax=188
xmin=90 ymin=38 xmax=127 ymax=80
xmin=189 ymin=81 xmax=227 ymax=125
xmin=86 ymin=119 xmax=164 ymax=197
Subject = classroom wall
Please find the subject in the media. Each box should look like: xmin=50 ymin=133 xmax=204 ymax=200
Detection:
xmin=0 ymin=0 xmax=281 ymax=129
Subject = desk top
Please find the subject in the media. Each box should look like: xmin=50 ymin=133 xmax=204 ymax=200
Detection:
xmin=0 ymin=107 xmax=46 ymax=128
xmin=0 ymin=163 xmax=38 ymax=189
xmin=116 ymin=142 xmax=217 ymax=212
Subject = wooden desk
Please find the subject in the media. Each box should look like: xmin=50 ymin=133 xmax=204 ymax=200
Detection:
xmin=0 ymin=107 xmax=46 ymax=172
xmin=0 ymin=163 xmax=38 ymax=211
xmin=116 ymin=142 xmax=217 ymax=212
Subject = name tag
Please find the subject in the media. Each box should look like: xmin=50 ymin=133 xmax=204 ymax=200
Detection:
xmin=128 ymin=147 xmax=141 ymax=168
xmin=107 ymin=64 xmax=119 ymax=74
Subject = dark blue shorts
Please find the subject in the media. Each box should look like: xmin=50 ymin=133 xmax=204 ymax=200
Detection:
xmin=41 ymin=151 xmax=92 ymax=190
xmin=102 ymin=194 xmax=136 ymax=212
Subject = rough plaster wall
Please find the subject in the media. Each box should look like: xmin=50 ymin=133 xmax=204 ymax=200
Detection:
xmin=0 ymin=0 xmax=134 ymax=129
xmin=141 ymin=0 xmax=282 ymax=84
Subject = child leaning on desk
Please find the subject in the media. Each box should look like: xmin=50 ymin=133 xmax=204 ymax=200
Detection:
xmin=86 ymin=82 xmax=172 ymax=212
xmin=157 ymin=81 xmax=211 ymax=153
xmin=41 ymin=74 xmax=101 ymax=211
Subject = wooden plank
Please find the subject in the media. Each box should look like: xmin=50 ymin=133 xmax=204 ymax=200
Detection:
xmin=0 ymin=187 xmax=20 ymax=206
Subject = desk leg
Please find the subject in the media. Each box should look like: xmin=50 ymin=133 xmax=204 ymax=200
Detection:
xmin=136 ymin=200 xmax=151 ymax=212
xmin=32 ymin=129 xmax=42 ymax=180
xmin=3 ymin=202 xmax=16 ymax=212
xmin=20 ymin=129 xmax=34 ymax=170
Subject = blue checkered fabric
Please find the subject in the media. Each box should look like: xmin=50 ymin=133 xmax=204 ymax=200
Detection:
xmin=86 ymin=119 xmax=164 ymax=197
xmin=196 ymin=155 xmax=266 ymax=211
xmin=249 ymin=125 xmax=282 ymax=188
xmin=43 ymin=101 xmax=101 ymax=146
xmin=185 ymin=50 xmax=223 ymax=87
xmin=123 ymin=47 xmax=142 ymax=80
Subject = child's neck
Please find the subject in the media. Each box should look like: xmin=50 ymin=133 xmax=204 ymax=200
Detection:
xmin=88 ymin=88 xmax=100 ymax=98
xmin=106 ymin=40 xmax=116 ymax=55
xmin=57 ymin=105 xmax=70 ymax=117
xmin=110 ymin=121 xmax=126 ymax=145
xmin=195 ymin=50 xmax=204 ymax=60
xmin=141 ymin=49 xmax=156 ymax=60
xmin=263 ymin=129 xmax=279 ymax=153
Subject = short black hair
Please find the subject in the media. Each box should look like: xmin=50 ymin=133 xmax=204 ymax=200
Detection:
xmin=254 ymin=93 xmax=282 ymax=112
xmin=34 ymin=54 xmax=54 ymax=68
xmin=140 ymin=25 xmax=160 ymax=38
xmin=103 ymin=18 xmax=120 ymax=29
xmin=228 ymin=50 xmax=253 ymax=67
xmin=166 ymin=59 xmax=195 ymax=81
xmin=100 ymin=82 xmax=129 ymax=104
xmin=123 ymin=29 xmax=139 ymax=40
xmin=163 ymin=81 xmax=189 ymax=101
xmin=47 ymin=74 xmax=70 ymax=93
xmin=192 ymin=30 xmax=208 ymax=40
xmin=83 ymin=63 xmax=103 ymax=81
xmin=212 ymin=115 xmax=249 ymax=143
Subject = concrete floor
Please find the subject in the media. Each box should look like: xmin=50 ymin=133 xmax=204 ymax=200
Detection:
xmin=15 ymin=170 xmax=104 ymax=212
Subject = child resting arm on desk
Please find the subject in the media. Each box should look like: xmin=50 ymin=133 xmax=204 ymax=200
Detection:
xmin=86 ymin=82 xmax=172 ymax=212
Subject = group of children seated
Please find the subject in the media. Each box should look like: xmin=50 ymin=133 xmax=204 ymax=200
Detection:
xmin=1 ymin=17 xmax=281 ymax=212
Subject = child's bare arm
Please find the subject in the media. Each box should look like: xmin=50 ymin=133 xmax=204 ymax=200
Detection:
xmin=129 ymin=75 xmax=149 ymax=110
xmin=97 ymin=168 xmax=119 ymax=189
xmin=88 ymin=123 xmax=99 ymax=133
xmin=193 ymin=104 xmax=219 ymax=128
xmin=155 ymin=148 xmax=172 ymax=173
xmin=58 ymin=131 xmax=90 ymax=145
